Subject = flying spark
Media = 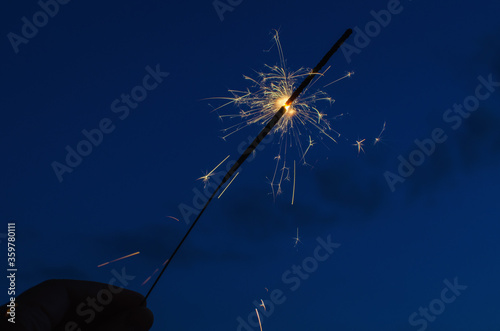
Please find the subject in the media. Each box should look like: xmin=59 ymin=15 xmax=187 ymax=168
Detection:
xmin=198 ymin=155 xmax=231 ymax=187
xmin=255 ymin=308 xmax=263 ymax=331
xmin=218 ymin=171 xmax=240 ymax=199
xmin=353 ymin=139 xmax=366 ymax=155
xmin=142 ymin=268 xmax=159 ymax=286
xmin=374 ymin=121 xmax=386 ymax=145
xmin=260 ymin=299 xmax=267 ymax=311
xmin=97 ymin=252 xmax=140 ymax=268
xmin=142 ymin=259 xmax=169 ymax=286
xmin=292 ymin=227 xmax=302 ymax=247
xmin=324 ymin=71 xmax=354 ymax=88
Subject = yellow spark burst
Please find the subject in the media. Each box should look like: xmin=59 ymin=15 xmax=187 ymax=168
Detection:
xmin=209 ymin=30 xmax=349 ymax=201
xmin=97 ymin=252 xmax=140 ymax=268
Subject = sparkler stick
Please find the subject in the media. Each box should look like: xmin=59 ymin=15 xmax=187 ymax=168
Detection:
xmin=143 ymin=28 xmax=353 ymax=303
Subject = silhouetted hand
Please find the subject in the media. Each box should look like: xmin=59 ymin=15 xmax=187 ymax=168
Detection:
xmin=1 ymin=279 xmax=154 ymax=331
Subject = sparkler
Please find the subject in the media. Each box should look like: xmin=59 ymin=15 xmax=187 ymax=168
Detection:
xmin=142 ymin=28 xmax=353 ymax=303
xmin=210 ymin=30 xmax=353 ymax=200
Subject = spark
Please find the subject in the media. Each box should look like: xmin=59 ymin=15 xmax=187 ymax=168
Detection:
xmin=142 ymin=268 xmax=159 ymax=286
xmin=197 ymin=155 xmax=231 ymax=186
xmin=97 ymin=252 xmax=140 ymax=268
xmin=324 ymin=71 xmax=354 ymax=88
xmin=255 ymin=308 xmax=263 ymax=331
xmin=142 ymin=259 xmax=169 ymax=286
xmin=353 ymin=139 xmax=366 ymax=155
xmin=292 ymin=227 xmax=302 ymax=247
xmin=210 ymin=30 xmax=349 ymax=201
xmin=260 ymin=299 xmax=266 ymax=311
xmin=299 ymin=136 xmax=315 ymax=165
xmin=166 ymin=216 xmax=180 ymax=222
xmin=374 ymin=121 xmax=386 ymax=145
xmin=217 ymin=171 xmax=240 ymax=199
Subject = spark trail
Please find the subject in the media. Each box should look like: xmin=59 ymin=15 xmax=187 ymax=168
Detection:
xmin=142 ymin=28 xmax=353 ymax=303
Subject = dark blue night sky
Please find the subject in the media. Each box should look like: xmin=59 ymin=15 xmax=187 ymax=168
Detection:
xmin=2 ymin=0 xmax=500 ymax=330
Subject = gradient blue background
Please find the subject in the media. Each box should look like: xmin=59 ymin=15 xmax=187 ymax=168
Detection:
xmin=2 ymin=0 xmax=500 ymax=330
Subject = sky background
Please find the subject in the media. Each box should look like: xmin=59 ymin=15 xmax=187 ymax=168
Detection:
xmin=2 ymin=0 xmax=500 ymax=330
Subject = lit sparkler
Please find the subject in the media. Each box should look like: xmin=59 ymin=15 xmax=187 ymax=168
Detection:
xmin=142 ymin=28 xmax=353 ymax=303
xmin=210 ymin=30 xmax=353 ymax=200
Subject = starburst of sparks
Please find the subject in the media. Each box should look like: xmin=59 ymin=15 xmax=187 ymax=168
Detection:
xmin=209 ymin=30 xmax=352 ymax=201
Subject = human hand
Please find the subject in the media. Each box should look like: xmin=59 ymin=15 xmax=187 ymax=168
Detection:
xmin=1 ymin=279 xmax=154 ymax=331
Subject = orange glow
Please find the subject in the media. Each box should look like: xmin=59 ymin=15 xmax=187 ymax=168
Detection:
xmin=275 ymin=96 xmax=291 ymax=111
